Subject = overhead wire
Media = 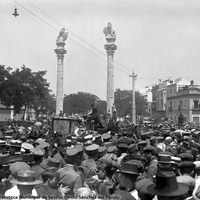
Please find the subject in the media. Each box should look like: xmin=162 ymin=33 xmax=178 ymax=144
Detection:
xmin=6 ymin=0 xmax=200 ymax=85
xmin=21 ymin=0 xmax=132 ymax=75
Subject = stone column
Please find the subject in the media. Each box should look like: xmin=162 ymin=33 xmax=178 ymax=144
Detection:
xmin=54 ymin=28 xmax=68 ymax=116
xmin=103 ymin=23 xmax=117 ymax=114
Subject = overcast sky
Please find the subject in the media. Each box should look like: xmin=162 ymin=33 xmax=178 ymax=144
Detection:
xmin=1 ymin=0 xmax=200 ymax=100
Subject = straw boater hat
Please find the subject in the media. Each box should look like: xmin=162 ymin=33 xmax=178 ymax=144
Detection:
xmin=10 ymin=170 xmax=42 ymax=185
xmin=147 ymin=171 xmax=189 ymax=197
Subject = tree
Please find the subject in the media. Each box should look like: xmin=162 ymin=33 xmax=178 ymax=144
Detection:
xmin=0 ymin=65 xmax=52 ymax=120
xmin=114 ymin=89 xmax=148 ymax=117
xmin=63 ymin=92 xmax=106 ymax=115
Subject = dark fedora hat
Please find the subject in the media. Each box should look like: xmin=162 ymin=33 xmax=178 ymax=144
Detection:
xmin=147 ymin=171 xmax=189 ymax=197
xmin=120 ymin=162 xmax=139 ymax=175
xmin=10 ymin=170 xmax=42 ymax=185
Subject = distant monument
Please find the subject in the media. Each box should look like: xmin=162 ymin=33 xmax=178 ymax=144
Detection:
xmin=103 ymin=22 xmax=117 ymax=115
xmin=54 ymin=28 xmax=68 ymax=116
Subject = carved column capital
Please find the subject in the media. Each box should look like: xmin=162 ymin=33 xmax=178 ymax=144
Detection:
xmin=104 ymin=44 xmax=117 ymax=55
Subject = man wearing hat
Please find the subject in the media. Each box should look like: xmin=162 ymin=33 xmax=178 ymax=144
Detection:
xmin=5 ymin=170 xmax=42 ymax=199
xmin=118 ymin=162 xmax=139 ymax=199
xmin=30 ymin=147 xmax=45 ymax=182
xmin=0 ymin=154 xmax=11 ymax=195
xmin=81 ymin=144 xmax=99 ymax=179
xmin=176 ymin=161 xmax=196 ymax=197
xmin=143 ymin=145 xmax=158 ymax=181
xmin=147 ymin=171 xmax=189 ymax=200
xmin=157 ymin=154 xmax=174 ymax=172
xmin=53 ymin=137 xmax=67 ymax=168
xmin=58 ymin=147 xmax=82 ymax=197
xmin=9 ymin=139 xmax=22 ymax=163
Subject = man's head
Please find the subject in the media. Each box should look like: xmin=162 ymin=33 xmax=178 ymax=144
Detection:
xmin=119 ymin=162 xmax=139 ymax=187
xmin=41 ymin=169 xmax=60 ymax=189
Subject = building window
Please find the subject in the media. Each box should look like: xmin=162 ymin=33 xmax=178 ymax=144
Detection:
xmin=179 ymin=100 xmax=182 ymax=107
xmin=170 ymin=89 xmax=172 ymax=94
xmin=193 ymin=100 xmax=200 ymax=108
xmin=174 ymin=88 xmax=176 ymax=94
xmin=193 ymin=117 xmax=199 ymax=123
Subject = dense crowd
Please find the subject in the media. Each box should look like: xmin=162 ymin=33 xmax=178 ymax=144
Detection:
xmin=1 ymin=115 xmax=200 ymax=200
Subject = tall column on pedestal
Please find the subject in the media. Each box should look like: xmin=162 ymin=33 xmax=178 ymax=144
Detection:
xmin=54 ymin=28 xmax=68 ymax=116
xmin=103 ymin=22 xmax=117 ymax=115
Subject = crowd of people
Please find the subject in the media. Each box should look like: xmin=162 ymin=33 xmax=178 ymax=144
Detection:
xmin=0 ymin=114 xmax=200 ymax=200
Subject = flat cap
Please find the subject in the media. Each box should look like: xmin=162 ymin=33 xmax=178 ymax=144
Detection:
xmin=101 ymin=133 xmax=111 ymax=140
xmin=47 ymin=157 xmax=60 ymax=168
xmin=75 ymin=144 xmax=83 ymax=153
xmin=107 ymin=145 xmax=117 ymax=153
xmin=178 ymin=161 xmax=195 ymax=169
xmin=118 ymin=143 xmax=128 ymax=149
xmin=85 ymin=144 xmax=99 ymax=152
xmin=4 ymin=129 xmax=14 ymax=134
xmin=66 ymin=147 xmax=78 ymax=157
xmin=98 ymin=146 xmax=107 ymax=153
xmin=21 ymin=143 xmax=34 ymax=150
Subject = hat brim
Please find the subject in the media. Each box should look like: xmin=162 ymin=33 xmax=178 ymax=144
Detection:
xmin=10 ymin=179 xmax=42 ymax=185
xmin=147 ymin=182 xmax=188 ymax=197
xmin=158 ymin=161 xmax=175 ymax=164
xmin=120 ymin=170 xmax=139 ymax=175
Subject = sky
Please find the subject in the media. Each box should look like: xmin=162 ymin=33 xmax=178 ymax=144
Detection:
xmin=1 ymin=0 xmax=200 ymax=100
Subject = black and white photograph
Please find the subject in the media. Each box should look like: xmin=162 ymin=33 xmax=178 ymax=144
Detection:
xmin=0 ymin=0 xmax=200 ymax=200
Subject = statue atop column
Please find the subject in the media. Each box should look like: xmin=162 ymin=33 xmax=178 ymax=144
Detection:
xmin=56 ymin=28 xmax=68 ymax=44
xmin=103 ymin=22 xmax=116 ymax=42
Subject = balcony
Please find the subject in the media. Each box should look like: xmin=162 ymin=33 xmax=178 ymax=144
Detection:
xmin=192 ymin=106 xmax=200 ymax=111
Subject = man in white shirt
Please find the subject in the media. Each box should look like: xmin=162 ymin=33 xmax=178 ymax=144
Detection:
xmin=5 ymin=170 xmax=42 ymax=200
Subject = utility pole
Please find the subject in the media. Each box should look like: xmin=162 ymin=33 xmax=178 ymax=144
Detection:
xmin=130 ymin=69 xmax=137 ymax=124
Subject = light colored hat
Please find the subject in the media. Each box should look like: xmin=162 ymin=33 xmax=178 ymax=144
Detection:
xmin=84 ymin=135 xmax=93 ymax=140
xmin=30 ymin=147 xmax=45 ymax=156
xmin=10 ymin=170 xmax=42 ymax=185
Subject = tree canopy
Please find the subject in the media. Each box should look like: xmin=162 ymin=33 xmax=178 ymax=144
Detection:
xmin=63 ymin=92 xmax=106 ymax=114
xmin=0 ymin=65 xmax=54 ymax=119
xmin=115 ymin=88 xmax=148 ymax=117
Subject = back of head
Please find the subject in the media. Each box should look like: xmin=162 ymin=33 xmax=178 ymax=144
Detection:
xmin=75 ymin=187 xmax=93 ymax=197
